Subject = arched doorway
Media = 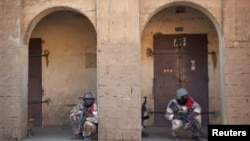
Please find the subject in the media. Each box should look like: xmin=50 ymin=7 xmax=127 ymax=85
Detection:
xmin=141 ymin=3 xmax=223 ymax=138
xmin=24 ymin=8 xmax=97 ymax=138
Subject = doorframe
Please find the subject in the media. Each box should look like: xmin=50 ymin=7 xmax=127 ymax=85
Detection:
xmin=140 ymin=3 xmax=226 ymax=125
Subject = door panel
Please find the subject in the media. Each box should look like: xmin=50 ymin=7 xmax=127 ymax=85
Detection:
xmin=153 ymin=34 xmax=180 ymax=127
xmin=153 ymin=34 xmax=208 ymax=127
xmin=28 ymin=38 xmax=42 ymax=127
xmin=154 ymin=53 xmax=178 ymax=127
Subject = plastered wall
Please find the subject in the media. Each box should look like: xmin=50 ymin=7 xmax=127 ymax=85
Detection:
xmin=1 ymin=0 xmax=250 ymax=141
xmin=31 ymin=11 xmax=97 ymax=126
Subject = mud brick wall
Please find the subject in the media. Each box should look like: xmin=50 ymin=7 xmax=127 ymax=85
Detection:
xmin=0 ymin=0 xmax=22 ymax=140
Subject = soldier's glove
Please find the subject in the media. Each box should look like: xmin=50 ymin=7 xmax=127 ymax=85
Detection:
xmin=173 ymin=114 xmax=183 ymax=120
xmin=187 ymin=111 xmax=198 ymax=121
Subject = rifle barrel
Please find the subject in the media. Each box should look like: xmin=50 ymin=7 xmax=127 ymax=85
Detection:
xmin=150 ymin=111 xmax=216 ymax=115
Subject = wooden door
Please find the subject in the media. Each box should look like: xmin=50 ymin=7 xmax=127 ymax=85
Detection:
xmin=153 ymin=34 xmax=208 ymax=127
xmin=28 ymin=38 xmax=42 ymax=127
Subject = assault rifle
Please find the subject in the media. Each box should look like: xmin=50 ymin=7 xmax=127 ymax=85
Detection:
xmin=141 ymin=96 xmax=150 ymax=128
xmin=141 ymin=96 xmax=151 ymax=137
xmin=169 ymin=102 xmax=207 ymax=139
xmin=78 ymin=107 xmax=87 ymax=135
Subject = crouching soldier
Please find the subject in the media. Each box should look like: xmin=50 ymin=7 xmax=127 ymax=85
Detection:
xmin=165 ymin=88 xmax=202 ymax=141
xmin=70 ymin=92 xmax=98 ymax=141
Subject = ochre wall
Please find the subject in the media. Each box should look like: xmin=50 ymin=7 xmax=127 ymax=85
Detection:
xmin=0 ymin=0 xmax=250 ymax=140
xmin=31 ymin=11 xmax=97 ymax=126
xmin=0 ymin=1 xmax=22 ymax=140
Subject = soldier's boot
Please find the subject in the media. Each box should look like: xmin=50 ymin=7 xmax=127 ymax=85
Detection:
xmin=72 ymin=134 xmax=84 ymax=140
xmin=192 ymin=130 xmax=202 ymax=141
xmin=172 ymin=130 xmax=179 ymax=140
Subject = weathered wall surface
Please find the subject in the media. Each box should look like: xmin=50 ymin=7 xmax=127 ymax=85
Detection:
xmin=139 ymin=0 xmax=223 ymax=34
xmin=0 ymin=0 xmax=22 ymax=140
xmin=223 ymin=0 xmax=250 ymax=124
xmin=22 ymin=0 xmax=96 ymax=45
xmin=1 ymin=0 xmax=250 ymax=140
xmin=96 ymin=0 xmax=141 ymax=140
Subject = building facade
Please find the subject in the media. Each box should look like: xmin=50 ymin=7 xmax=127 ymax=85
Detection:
xmin=0 ymin=0 xmax=250 ymax=140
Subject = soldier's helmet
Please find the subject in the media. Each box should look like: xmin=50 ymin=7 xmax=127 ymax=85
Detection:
xmin=176 ymin=88 xmax=188 ymax=105
xmin=83 ymin=92 xmax=95 ymax=107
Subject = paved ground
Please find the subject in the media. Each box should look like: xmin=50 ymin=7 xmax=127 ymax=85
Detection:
xmin=142 ymin=126 xmax=208 ymax=141
xmin=21 ymin=126 xmax=208 ymax=141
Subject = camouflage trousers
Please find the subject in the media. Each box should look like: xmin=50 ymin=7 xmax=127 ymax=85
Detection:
xmin=69 ymin=105 xmax=97 ymax=137
xmin=171 ymin=115 xmax=201 ymax=137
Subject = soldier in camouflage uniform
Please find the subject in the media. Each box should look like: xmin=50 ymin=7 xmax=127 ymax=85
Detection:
xmin=165 ymin=88 xmax=202 ymax=141
xmin=69 ymin=92 xmax=98 ymax=141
